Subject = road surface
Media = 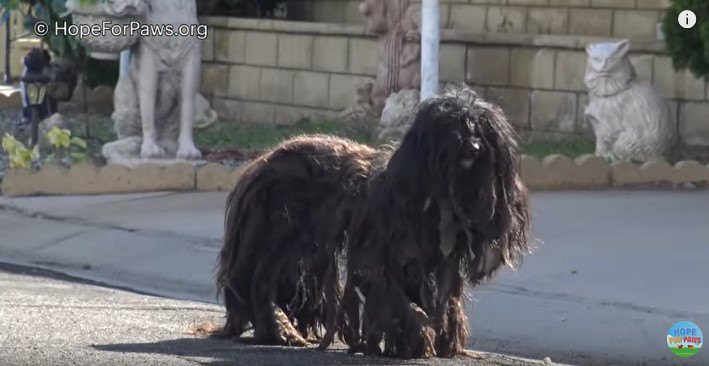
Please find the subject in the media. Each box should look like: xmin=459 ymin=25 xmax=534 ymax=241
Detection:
xmin=1 ymin=190 xmax=708 ymax=365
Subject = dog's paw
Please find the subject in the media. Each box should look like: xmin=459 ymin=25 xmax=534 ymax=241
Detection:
xmin=141 ymin=140 xmax=166 ymax=158
xmin=176 ymin=143 xmax=202 ymax=160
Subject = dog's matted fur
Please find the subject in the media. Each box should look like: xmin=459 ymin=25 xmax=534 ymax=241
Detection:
xmin=216 ymin=85 xmax=531 ymax=357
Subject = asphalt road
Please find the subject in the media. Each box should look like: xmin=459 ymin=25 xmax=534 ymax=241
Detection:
xmin=0 ymin=263 xmax=550 ymax=366
xmin=2 ymin=190 xmax=708 ymax=366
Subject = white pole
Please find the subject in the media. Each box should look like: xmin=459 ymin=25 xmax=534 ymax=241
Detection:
xmin=119 ymin=50 xmax=131 ymax=79
xmin=420 ymin=0 xmax=440 ymax=101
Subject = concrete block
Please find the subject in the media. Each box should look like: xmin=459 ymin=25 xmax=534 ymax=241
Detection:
xmin=531 ymin=91 xmax=577 ymax=132
xmin=96 ymin=165 xmax=133 ymax=193
xmin=448 ymin=4 xmax=487 ymax=32
xmin=576 ymin=93 xmax=594 ymax=137
xmin=487 ymin=6 xmax=527 ymax=33
xmin=201 ymin=30 xmax=214 ymax=62
xmin=611 ymin=161 xmax=641 ymax=186
xmin=575 ymin=154 xmax=611 ymax=188
xmin=510 ymin=48 xmax=555 ymax=89
xmin=329 ymin=74 xmax=374 ymax=110
xmin=214 ymin=30 xmax=245 ymax=63
xmin=591 ymin=0 xmax=635 ymax=8
xmin=509 ymin=0 xmax=549 ymax=5
xmin=629 ymin=54 xmax=654 ymax=84
xmin=527 ymin=8 xmax=569 ymax=35
xmin=679 ymin=102 xmax=709 ymax=148
xmin=486 ymin=87 xmax=530 ymax=129
xmin=569 ymin=8 xmax=612 ymax=36
xmin=440 ymin=44 xmax=466 ymax=82
xmin=639 ymin=160 xmax=674 ymax=183
xmin=241 ymin=101 xmax=276 ymax=124
xmin=278 ymin=34 xmax=314 ymax=69
xmin=549 ymin=0 xmax=590 ymax=6
xmin=521 ymin=155 xmax=545 ymax=190
xmin=201 ymin=64 xmax=229 ymax=97
xmin=245 ymin=32 xmax=278 ymax=67
xmin=313 ymin=36 xmax=348 ymax=73
xmin=348 ymin=38 xmax=378 ymax=76
xmin=542 ymin=154 xmax=577 ymax=189
xmin=653 ymin=56 xmax=706 ymax=101
xmin=672 ymin=161 xmax=709 ymax=184
xmin=196 ymin=163 xmax=234 ymax=191
xmin=293 ymin=71 xmax=330 ymax=108
xmin=274 ymin=105 xmax=335 ymax=125
xmin=259 ymin=68 xmax=294 ymax=104
xmin=1 ymin=168 xmax=35 ymax=196
xmin=554 ymin=51 xmax=587 ymax=91
xmin=612 ymin=10 xmax=660 ymax=40
xmin=228 ymin=65 xmax=261 ymax=100
xmin=636 ymin=0 xmax=671 ymax=9
xmin=466 ymin=47 xmax=510 ymax=86
xmin=129 ymin=164 xmax=196 ymax=192
xmin=212 ymin=98 xmax=243 ymax=123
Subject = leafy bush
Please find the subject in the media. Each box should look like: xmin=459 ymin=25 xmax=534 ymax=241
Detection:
xmin=662 ymin=0 xmax=709 ymax=77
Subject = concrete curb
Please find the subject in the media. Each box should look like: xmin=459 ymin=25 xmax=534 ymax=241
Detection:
xmin=2 ymin=155 xmax=709 ymax=197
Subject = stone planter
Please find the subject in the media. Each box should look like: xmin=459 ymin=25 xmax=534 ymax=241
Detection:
xmin=65 ymin=0 xmax=147 ymax=60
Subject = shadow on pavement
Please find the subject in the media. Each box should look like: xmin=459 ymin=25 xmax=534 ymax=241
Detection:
xmin=92 ymin=337 xmax=432 ymax=366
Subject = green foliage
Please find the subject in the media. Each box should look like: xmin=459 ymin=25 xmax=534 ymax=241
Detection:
xmin=662 ymin=0 xmax=709 ymax=77
xmin=521 ymin=137 xmax=596 ymax=160
xmin=194 ymin=119 xmax=376 ymax=151
xmin=1 ymin=127 xmax=87 ymax=169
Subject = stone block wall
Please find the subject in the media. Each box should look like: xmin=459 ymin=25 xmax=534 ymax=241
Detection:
xmin=289 ymin=0 xmax=669 ymax=40
xmin=201 ymin=16 xmax=709 ymax=148
xmin=201 ymin=18 xmax=377 ymax=125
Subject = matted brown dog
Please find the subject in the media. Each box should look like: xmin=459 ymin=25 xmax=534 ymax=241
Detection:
xmin=216 ymin=85 xmax=532 ymax=358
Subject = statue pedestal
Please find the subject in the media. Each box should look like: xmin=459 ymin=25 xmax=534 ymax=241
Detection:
xmin=105 ymin=157 xmax=207 ymax=169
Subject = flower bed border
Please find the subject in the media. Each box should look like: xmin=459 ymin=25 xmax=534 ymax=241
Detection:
xmin=2 ymin=155 xmax=709 ymax=197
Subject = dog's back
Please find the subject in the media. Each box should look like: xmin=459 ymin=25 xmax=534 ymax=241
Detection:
xmin=217 ymin=135 xmax=384 ymax=344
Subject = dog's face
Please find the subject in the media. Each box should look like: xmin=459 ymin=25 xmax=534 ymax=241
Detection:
xmin=397 ymin=87 xmax=529 ymax=275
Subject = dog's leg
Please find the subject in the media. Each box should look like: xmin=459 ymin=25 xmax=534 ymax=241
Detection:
xmin=137 ymin=45 xmax=165 ymax=158
xmin=222 ymin=283 xmax=250 ymax=339
xmin=340 ymin=278 xmax=363 ymax=353
xmin=176 ymin=43 xmax=203 ymax=160
xmin=317 ymin=259 xmax=341 ymax=350
xmin=361 ymin=278 xmax=435 ymax=359
xmin=250 ymin=248 xmax=309 ymax=347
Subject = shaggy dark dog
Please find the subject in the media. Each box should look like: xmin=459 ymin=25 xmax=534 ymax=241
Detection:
xmin=216 ymin=86 xmax=531 ymax=357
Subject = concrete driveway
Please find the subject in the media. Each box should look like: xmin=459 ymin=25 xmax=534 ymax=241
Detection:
xmin=1 ymin=190 xmax=708 ymax=365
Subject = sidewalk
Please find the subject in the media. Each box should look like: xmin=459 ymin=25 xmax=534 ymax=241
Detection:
xmin=1 ymin=191 xmax=709 ymax=365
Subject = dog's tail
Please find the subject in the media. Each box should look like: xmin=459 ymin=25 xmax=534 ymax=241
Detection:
xmin=216 ymin=160 xmax=265 ymax=338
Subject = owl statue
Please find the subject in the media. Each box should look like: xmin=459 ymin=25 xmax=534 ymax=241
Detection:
xmin=584 ymin=40 xmax=676 ymax=163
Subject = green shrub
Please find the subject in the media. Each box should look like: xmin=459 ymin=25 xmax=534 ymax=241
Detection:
xmin=662 ymin=0 xmax=709 ymax=77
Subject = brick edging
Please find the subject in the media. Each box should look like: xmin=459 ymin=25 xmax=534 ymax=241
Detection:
xmin=2 ymin=155 xmax=709 ymax=197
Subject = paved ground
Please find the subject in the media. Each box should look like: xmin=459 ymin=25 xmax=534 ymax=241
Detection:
xmin=0 ymin=262 xmax=547 ymax=366
xmin=1 ymin=190 xmax=708 ymax=365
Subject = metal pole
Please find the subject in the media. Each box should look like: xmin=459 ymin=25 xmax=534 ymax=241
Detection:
xmin=420 ymin=0 xmax=440 ymax=101
xmin=3 ymin=11 xmax=11 ymax=84
xmin=119 ymin=49 xmax=131 ymax=79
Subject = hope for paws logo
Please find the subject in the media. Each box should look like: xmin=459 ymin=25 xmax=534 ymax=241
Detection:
xmin=667 ymin=321 xmax=703 ymax=358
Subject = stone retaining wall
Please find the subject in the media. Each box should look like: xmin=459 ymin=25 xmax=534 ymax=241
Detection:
xmin=2 ymin=156 xmax=708 ymax=196
xmin=201 ymin=16 xmax=709 ymax=148
xmin=290 ymin=0 xmax=669 ymax=40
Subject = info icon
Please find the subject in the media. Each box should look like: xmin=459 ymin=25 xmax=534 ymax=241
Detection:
xmin=667 ymin=321 xmax=703 ymax=358
xmin=678 ymin=10 xmax=697 ymax=29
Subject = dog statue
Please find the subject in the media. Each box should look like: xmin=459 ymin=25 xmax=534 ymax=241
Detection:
xmin=101 ymin=0 xmax=216 ymax=164
xmin=217 ymin=85 xmax=531 ymax=357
